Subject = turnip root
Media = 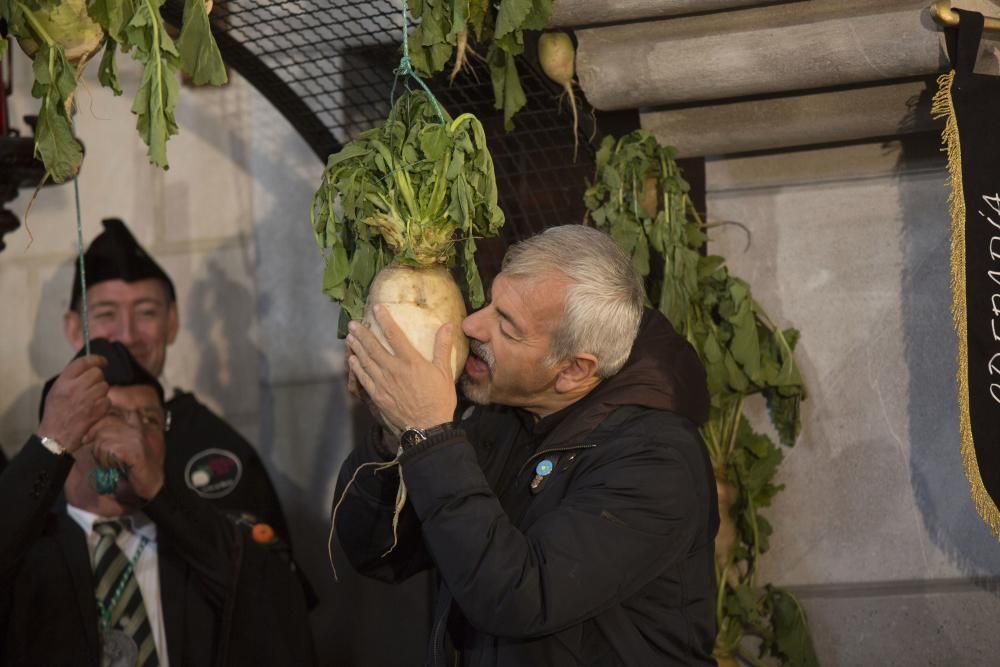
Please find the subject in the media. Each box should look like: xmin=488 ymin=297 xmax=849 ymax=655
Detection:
xmin=640 ymin=174 xmax=659 ymax=219
xmin=538 ymin=31 xmax=579 ymax=160
xmin=450 ymin=30 xmax=468 ymax=83
xmin=715 ymin=471 xmax=740 ymax=587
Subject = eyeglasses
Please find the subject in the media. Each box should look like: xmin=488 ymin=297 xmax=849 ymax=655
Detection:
xmin=106 ymin=406 xmax=171 ymax=432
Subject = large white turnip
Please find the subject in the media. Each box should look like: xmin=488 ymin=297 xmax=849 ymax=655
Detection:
xmin=312 ymin=90 xmax=504 ymax=433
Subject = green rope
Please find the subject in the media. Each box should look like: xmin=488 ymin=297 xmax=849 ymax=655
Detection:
xmin=73 ymin=178 xmax=90 ymax=357
xmin=392 ymin=0 xmax=446 ymax=125
xmin=74 ymin=172 xmax=120 ymax=494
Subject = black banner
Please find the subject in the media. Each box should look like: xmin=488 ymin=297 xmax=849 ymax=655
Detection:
xmin=933 ymin=10 xmax=1000 ymax=537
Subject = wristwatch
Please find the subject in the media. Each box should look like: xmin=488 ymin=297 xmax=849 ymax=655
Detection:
xmin=38 ymin=435 xmax=68 ymax=456
xmin=398 ymin=423 xmax=453 ymax=452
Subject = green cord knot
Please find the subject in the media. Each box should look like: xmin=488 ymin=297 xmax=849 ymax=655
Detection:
xmin=92 ymin=462 xmax=122 ymax=494
xmin=393 ymin=0 xmax=447 ymax=125
xmin=397 ymin=55 xmax=413 ymax=75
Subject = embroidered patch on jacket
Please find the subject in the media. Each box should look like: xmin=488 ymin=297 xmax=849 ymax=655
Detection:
xmin=184 ymin=448 xmax=243 ymax=498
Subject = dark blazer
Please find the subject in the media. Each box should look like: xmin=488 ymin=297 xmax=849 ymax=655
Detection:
xmin=165 ymin=391 xmax=291 ymax=541
xmin=0 ymin=436 xmax=314 ymax=667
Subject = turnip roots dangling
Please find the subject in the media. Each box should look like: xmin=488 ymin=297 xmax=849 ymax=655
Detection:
xmin=538 ymin=31 xmax=580 ymax=160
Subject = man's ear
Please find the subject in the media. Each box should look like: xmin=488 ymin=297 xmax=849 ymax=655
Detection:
xmin=166 ymin=302 xmax=179 ymax=345
xmin=554 ymin=353 xmax=600 ymax=394
xmin=64 ymin=310 xmax=84 ymax=350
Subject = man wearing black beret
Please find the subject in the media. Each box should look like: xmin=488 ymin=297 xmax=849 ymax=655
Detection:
xmin=62 ymin=218 xmax=294 ymax=558
xmin=0 ymin=341 xmax=315 ymax=666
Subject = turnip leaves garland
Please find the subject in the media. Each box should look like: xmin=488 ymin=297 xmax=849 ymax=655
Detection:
xmin=408 ymin=0 xmax=553 ymax=131
xmin=311 ymin=90 xmax=505 ymax=336
xmin=1 ymin=0 xmax=228 ymax=183
xmin=585 ymin=130 xmax=818 ymax=667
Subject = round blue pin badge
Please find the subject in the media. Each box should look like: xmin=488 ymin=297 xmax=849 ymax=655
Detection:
xmin=535 ymin=459 xmax=554 ymax=477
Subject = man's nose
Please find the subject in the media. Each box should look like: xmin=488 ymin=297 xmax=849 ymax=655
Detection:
xmin=462 ymin=309 xmax=484 ymax=339
xmin=115 ymin=314 xmax=135 ymax=344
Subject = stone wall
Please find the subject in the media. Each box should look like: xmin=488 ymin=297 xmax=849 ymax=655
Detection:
xmin=1 ymin=54 xmax=264 ymax=455
xmin=706 ymin=135 xmax=1000 ymax=665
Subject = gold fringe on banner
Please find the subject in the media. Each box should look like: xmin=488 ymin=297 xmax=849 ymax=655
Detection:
xmin=931 ymin=69 xmax=1000 ymax=539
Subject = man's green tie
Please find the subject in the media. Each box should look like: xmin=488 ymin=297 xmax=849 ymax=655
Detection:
xmin=93 ymin=520 xmax=160 ymax=667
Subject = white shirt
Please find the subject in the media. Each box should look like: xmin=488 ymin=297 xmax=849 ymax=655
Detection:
xmin=66 ymin=505 xmax=171 ymax=667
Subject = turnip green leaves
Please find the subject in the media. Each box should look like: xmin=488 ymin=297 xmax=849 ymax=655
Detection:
xmin=0 ymin=0 xmax=227 ymax=182
xmin=311 ymin=90 xmax=505 ymax=336
xmin=585 ymin=129 xmax=816 ymax=667
xmin=408 ymin=0 xmax=553 ymax=131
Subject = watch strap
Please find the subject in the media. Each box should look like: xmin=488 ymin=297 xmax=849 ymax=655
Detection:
xmin=399 ymin=422 xmax=455 ymax=452
xmin=38 ymin=435 xmax=68 ymax=456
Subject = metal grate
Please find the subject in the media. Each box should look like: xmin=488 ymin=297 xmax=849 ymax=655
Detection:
xmin=166 ymin=0 xmax=597 ymax=283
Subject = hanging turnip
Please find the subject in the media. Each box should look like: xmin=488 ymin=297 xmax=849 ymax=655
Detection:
xmin=312 ymin=90 xmax=504 ymax=432
xmin=538 ymin=31 xmax=580 ymax=160
xmin=1 ymin=0 xmax=227 ymax=183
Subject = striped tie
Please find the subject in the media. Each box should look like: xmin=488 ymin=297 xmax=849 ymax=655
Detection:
xmin=93 ymin=520 xmax=160 ymax=667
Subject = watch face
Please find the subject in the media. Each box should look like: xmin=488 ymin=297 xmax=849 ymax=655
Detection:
xmin=401 ymin=428 xmax=427 ymax=450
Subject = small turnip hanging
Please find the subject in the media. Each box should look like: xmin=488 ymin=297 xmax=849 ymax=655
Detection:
xmin=311 ymin=90 xmax=505 ymax=433
xmin=538 ymin=31 xmax=580 ymax=160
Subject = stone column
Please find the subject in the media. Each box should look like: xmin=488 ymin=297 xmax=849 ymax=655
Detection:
xmin=574 ymin=0 xmax=1000 ymax=111
xmin=548 ymin=0 xmax=786 ymax=28
xmin=641 ymin=80 xmax=941 ymax=157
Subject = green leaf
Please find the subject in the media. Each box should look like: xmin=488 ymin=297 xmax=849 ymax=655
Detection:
xmin=98 ymin=38 xmax=123 ymax=95
xmin=766 ymin=389 xmax=802 ymax=447
xmin=463 ymin=235 xmax=486 ymax=307
xmin=737 ymin=430 xmax=783 ymax=495
xmin=30 ymin=43 xmax=82 ymax=183
xmin=89 ymin=0 xmax=137 ymax=42
xmin=495 ymin=0 xmax=533 ymax=39
xmin=176 ymin=0 xmax=227 ymax=86
xmin=34 ymin=95 xmax=83 ymax=183
xmin=129 ymin=0 xmax=181 ymax=168
xmin=322 ymin=244 xmax=350 ymax=301
xmin=487 ymin=45 xmax=526 ymax=131
xmin=768 ymin=588 xmax=820 ymax=667
xmin=420 ymin=124 xmax=450 ymax=161
xmin=521 ymin=0 xmax=553 ymax=29
xmin=729 ymin=297 xmax=761 ymax=382
xmin=724 ymin=350 xmax=749 ymax=392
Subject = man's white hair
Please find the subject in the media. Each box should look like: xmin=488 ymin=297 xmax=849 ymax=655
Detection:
xmin=501 ymin=225 xmax=645 ymax=378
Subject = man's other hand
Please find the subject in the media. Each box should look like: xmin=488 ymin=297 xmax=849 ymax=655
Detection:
xmin=86 ymin=413 xmax=166 ymax=501
xmin=345 ymin=305 xmax=457 ymax=432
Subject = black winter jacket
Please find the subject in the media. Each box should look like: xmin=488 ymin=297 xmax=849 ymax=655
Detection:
xmin=335 ymin=309 xmax=719 ymax=666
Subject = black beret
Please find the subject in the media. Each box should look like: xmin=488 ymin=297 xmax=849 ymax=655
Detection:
xmin=39 ymin=338 xmax=165 ymax=421
xmin=69 ymin=218 xmax=176 ymax=311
